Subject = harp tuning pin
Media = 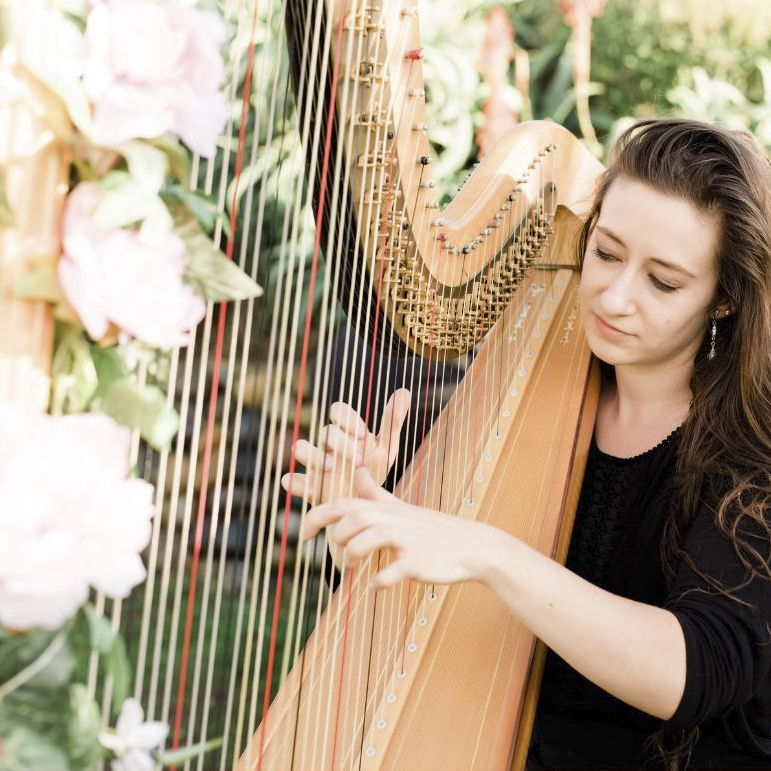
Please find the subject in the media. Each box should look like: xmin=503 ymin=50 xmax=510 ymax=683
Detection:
xmin=412 ymin=122 xmax=429 ymax=132
xmin=431 ymin=218 xmax=446 ymax=227
xmin=500 ymin=203 xmax=511 ymax=211
xmin=408 ymin=88 xmax=425 ymax=98
xmin=419 ymin=180 xmax=436 ymax=188
xmin=401 ymin=6 xmax=420 ymax=17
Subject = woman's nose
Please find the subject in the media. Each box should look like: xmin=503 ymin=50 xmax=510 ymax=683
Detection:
xmin=599 ymin=270 xmax=636 ymax=315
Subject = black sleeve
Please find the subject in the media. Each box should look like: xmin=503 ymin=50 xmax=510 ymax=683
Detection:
xmin=663 ymin=509 xmax=771 ymax=728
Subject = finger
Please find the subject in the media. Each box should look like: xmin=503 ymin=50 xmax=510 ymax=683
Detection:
xmin=354 ymin=466 xmax=393 ymax=503
xmin=281 ymin=471 xmax=320 ymax=502
xmin=301 ymin=498 xmax=356 ymax=540
xmin=292 ymin=439 xmax=333 ymax=471
xmin=376 ymin=389 xmax=411 ymax=460
xmin=329 ymin=503 xmax=384 ymax=545
xmin=328 ymin=401 xmax=369 ymax=439
xmin=343 ymin=527 xmax=389 ymax=563
xmin=318 ymin=424 xmax=364 ymax=464
xmin=370 ymin=558 xmax=412 ymax=590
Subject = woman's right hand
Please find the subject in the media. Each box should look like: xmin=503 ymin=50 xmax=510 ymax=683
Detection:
xmin=281 ymin=388 xmax=411 ymax=505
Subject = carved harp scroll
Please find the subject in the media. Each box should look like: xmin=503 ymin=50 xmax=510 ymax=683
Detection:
xmin=0 ymin=0 xmax=603 ymax=770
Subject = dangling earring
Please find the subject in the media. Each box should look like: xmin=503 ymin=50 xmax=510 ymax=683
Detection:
xmin=707 ymin=312 xmax=718 ymax=360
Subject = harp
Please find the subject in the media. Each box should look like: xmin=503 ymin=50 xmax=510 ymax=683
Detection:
xmin=0 ymin=0 xmax=603 ymax=769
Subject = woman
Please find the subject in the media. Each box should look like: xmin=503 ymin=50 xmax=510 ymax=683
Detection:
xmin=282 ymin=119 xmax=771 ymax=769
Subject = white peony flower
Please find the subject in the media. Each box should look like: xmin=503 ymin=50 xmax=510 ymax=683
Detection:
xmin=0 ymin=406 xmax=155 ymax=630
xmin=58 ymin=182 xmax=207 ymax=349
xmin=81 ymin=0 xmax=228 ymax=156
xmin=99 ymin=698 xmax=169 ymax=771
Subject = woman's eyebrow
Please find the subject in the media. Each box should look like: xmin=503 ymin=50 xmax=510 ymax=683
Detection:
xmin=595 ymin=225 xmax=697 ymax=278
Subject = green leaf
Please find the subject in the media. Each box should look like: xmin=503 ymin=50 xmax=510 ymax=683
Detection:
xmin=164 ymin=184 xmax=228 ymax=236
xmin=94 ymin=177 xmax=168 ymax=232
xmin=104 ymin=633 xmax=131 ymax=714
xmin=90 ymin=345 xmax=128 ymax=399
xmin=67 ymin=685 xmax=101 ymax=770
xmin=0 ymin=629 xmax=73 ymax=689
xmin=99 ymin=169 xmax=131 ymax=191
xmin=50 ymin=326 xmax=99 ymax=415
xmin=157 ymin=737 xmax=223 ymax=766
xmin=99 ymin=378 xmax=179 ymax=450
xmin=0 ymin=725 xmax=70 ymax=771
xmin=83 ymin=604 xmax=116 ymax=655
xmin=121 ymin=140 xmax=169 ymax=194
xmin=224 ymin=145 xmax=281 ymax=211
xmin=11 ymin=264 xmax=65 ymax=303
xmin=151 ymin=136 xmax=192 ymax=185
xmin=171 ymin=206 xmax=262 ymax=302
xmin=0 ymin=165 xmax=14 ymax=227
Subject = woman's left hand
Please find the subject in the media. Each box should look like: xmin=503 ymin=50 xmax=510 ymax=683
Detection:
xmin=302 ymin=466 xmax=501 ymax=590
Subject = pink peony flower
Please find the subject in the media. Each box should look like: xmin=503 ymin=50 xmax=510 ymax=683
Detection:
xmin=0 ymin=405 xmax=155 ymax=630
xmin=81 ymin=0 xmax=228 ymax=157
xmin=58 ymin=182 xmax=207 ymax=348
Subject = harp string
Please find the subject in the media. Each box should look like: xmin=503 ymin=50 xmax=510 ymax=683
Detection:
xmin=258 ymin=1 xmax=373 ymax=766
xmin=339 ymin=14 xmax=393 ymax=761
xmin=186 ymin=0 xmax=282 ymax=749
xmin=301 ymin=13 xmax=437 ymax=766
xmin=240 ymin=0 xmax=336 ymax=755
xmin=209 ymin=0 xmax=311 ymax=761
xmin=171 ymin=0 xmax=264 ymax=749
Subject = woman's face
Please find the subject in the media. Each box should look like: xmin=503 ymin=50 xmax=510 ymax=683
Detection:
xmin=579 ymin=176 xmax=722 ymax=372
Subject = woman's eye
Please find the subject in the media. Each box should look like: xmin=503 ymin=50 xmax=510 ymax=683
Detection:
xmin=650 ymin=276 xmax=679 ymax=293
xmin=593 ymin=246 xmax=615 ymax=262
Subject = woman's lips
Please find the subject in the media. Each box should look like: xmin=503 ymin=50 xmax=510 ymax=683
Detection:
xmin=594 ymin=314 xmax=631 ymax=338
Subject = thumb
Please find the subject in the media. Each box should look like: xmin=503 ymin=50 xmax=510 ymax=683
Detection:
xmin=377 ymin=388 xmax=411 ymax=461
xmin=354 ymin=466 xmax=391 ymax=502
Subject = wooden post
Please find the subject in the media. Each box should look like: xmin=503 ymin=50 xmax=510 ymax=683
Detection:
xmin=0 ymin=7 xmax=71 ymax=411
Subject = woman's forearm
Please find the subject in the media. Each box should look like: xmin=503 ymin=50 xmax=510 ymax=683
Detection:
xmin=477 ymin=527 xmax=686 ymax=719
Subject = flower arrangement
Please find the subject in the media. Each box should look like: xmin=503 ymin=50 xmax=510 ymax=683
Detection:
xmin=0 ymin=0 xmax=258 ymax=767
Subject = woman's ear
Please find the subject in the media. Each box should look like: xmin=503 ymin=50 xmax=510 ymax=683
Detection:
xmin=712 ymin=297 xmax=735 ymax=318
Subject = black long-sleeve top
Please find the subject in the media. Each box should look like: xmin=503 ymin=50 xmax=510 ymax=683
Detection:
xmin=527 ymin=431 xmax=771 ymax=770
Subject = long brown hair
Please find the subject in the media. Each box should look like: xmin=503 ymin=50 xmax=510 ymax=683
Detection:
xmin=577 ymin=118 xmax=771 ymax=768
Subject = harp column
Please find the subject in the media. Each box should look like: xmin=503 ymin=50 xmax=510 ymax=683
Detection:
xmin=0 ymin=6 xmax=71 ymax=412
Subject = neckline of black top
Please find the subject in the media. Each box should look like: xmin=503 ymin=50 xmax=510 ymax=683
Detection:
xmin=592 ymin=425 xmax=682 ymax=465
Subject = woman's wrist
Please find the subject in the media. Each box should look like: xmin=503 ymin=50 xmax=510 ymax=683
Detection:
xmin=472 ymin=523 xmax=526 ymax=595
